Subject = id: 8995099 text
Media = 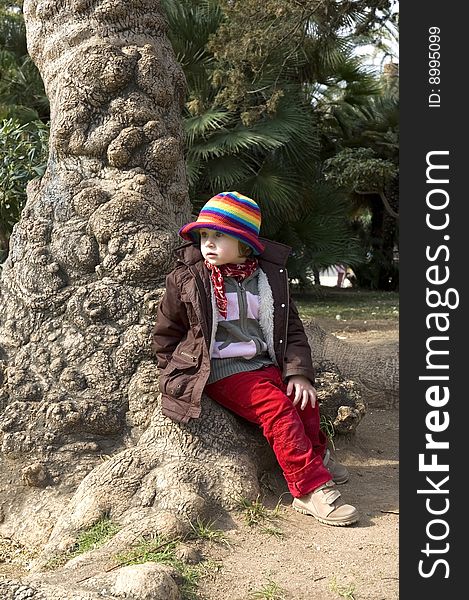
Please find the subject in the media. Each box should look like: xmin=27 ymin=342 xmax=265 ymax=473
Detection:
xmin=428 ymin=26 xmax=441 ymax=108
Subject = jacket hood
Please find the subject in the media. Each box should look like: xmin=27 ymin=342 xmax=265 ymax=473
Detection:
xmin=174 ymin=238 xmax=292 ymax=267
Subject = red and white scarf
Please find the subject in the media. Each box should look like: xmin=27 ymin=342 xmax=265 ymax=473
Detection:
xmin=205 ymin=258 xmax=258 ymax=319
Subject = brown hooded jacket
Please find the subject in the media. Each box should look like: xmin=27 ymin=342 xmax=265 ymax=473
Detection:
xmin=151 ymin=239 xmax=315 ymax=423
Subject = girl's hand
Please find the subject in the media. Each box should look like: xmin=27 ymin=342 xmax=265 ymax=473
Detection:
xmin=286 ymin=375 xmax=317 ymax=410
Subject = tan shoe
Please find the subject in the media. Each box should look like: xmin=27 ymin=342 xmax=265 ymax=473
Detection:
xmin=323 ymin=448 xmax=349 ymax=484
xmin=292 ymin=481 xmax=359 ymax=526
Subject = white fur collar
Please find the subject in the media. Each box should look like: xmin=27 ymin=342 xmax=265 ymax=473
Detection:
xmin=257 ymin=269 xmax=277 ymax=365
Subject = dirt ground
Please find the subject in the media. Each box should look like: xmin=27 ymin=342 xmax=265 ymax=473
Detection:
xmin=0 ymin=318 xmax=399 ymax=600
xmin=196 ymin=318 xmax=399 ymax=600
xmin=196 ymin=409 xmax=398 ymax=600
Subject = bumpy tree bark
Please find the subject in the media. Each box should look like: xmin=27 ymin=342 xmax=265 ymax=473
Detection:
xmin=308 ymin=323 xmax=398 ymax=411
xmin=0 ymin=1 xmax=388 ymax=597
xmin=0 ymin=0 xmax=276 ymax=586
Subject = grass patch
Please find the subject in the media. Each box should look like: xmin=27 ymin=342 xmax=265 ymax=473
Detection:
xmin=115 ymin=535 xmax=222 ymax=600
xmin=249 ymin=579 xmax=287 ymax=599
xmin=114 ymin=535 xmax=179 ymax=567
xmin=294 ymin=288 xmax=399 ymax=322
xmin=259 ymin=525 xmax=285 ymax=539
xmin=236 ymin=495 xmax=284 ymax=531
xmin=44 ymin=516 xmax=120 ymax=570
xmin=189 ymin=516 xmax=230 ymax=546
xmin=320 ymin=414 xmax=336 ymax=450
xmin=73 ymin=517 xmax=120 ymax=553
xmin=178 ymin=559 xmax=223 ymax=600
xmin=329 ymin=576 xmax=356 ymax=599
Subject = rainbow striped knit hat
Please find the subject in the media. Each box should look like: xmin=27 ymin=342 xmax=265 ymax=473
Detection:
xmin=179 ymin=191 xmax=264 ymax=255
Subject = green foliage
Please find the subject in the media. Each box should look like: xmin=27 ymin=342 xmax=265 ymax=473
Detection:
xmin=0 ymin=52 xmax=49 ymax=120
xmin=294 ymin=289 xmax=399 ymax=321
xmin=210 ymin=0 xmax=394 ymax=112
xmin=44 ymin=517 xmax=120 ymax=570
xmin=1 ymin=0 xmax=398 ymax=289
xmin=0 ymin=118 xmax=49 ymax=256
xmin=115 ymin=535 xmax=180 ymax=567
xmin=115 ymin=534 xmax=223 ymax=600
xmin=236 ymin=495 xmax=284 ymax=530
xmin=0 ymin=2 xmax=48 ymax=120
xmin=329 ymin=576 xmax=357 ymax=599
xmin=275 ymin=184 xmax=365 ymax=282
xmin=324 ymin=147 xmax=397 ymax=194
xmin=322 ymin=92 xmax=399 ymax=162
xmin=162 ymin=0 xmax=375 ymax=276
xmin=319 ymin=70 xmax=399 ymax=289
xmin=320 ymin=415 xmax=336 ymax=450
xmin=0 ymin=2 xmax=27 ymax=56
xmin=249 ymin=580 xmax=287 ymax=600
xmin=189 ymin=516 xmax=230 ymax=545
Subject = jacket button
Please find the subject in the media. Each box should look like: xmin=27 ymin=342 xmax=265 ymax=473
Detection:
xmin=281 ymin=303 xmax=285 ymax=308
xmin=279 ymin=269 xmax=284 ymax=273
xmin=279 ymin=339 xmax=283 ymax=344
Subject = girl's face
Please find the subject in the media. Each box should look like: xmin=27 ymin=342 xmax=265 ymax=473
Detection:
xmin=199 ymin=228 xmax=246 ymax=265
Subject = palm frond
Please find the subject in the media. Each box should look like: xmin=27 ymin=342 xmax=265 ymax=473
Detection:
xmin=162 ymin=0 xmax=222 ymax=73
xmin=190 ymin=127 xmax=285 ymax=160
xmin=245 ymin=162 xmax=302 ymax=228
xmin=185 ymin=154 xmax=203 ymax=189
xmin=184 ymin=109 xmax=233 ymax=144
xmin=275 ymin=183 xmax=365 ymax=274
xmin=0 ymin=6 xmax=27 ymax=57
xmin=203 ymin=156 xmax=254 ymax=191
xmin=260 ymin=100 xmax=320 ymax=170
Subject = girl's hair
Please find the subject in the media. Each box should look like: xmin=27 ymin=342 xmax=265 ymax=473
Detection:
xmin=238 ymin=241 xmax=253 ymax=257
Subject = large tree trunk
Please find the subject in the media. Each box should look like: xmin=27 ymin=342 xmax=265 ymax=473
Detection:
xmin=308 ymin=323 xmax=399 ymax=410
xmin=0 ymin=0 xmax=276 ymax=588
xmin=0 ymin=2 xmax=375 ymax=597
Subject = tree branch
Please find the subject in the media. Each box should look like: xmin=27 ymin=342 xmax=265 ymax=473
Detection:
xmin=355 ymin=190 xmax=399 ymax=219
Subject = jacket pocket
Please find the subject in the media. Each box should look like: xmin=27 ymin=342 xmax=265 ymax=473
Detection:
xmin=161 ymin=350 xmax=200 ymax=398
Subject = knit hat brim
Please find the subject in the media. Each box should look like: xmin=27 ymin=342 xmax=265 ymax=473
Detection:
xmin=179 ymin=221 xmax=265 ymax=255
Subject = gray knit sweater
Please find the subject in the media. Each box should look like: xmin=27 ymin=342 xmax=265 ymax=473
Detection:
xmin=207 ymin=270 xmax=273 ymax=384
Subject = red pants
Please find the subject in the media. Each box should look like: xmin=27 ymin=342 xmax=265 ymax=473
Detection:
xmin=205 ymin=365 xmax=332 ymax=497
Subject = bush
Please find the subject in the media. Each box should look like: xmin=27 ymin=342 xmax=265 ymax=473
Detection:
xmin=0 ymin=117 xmax=49 ymax=262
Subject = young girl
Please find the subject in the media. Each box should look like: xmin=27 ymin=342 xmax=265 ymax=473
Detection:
xmin=152 ymin=191 xmax=358 ymax=526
